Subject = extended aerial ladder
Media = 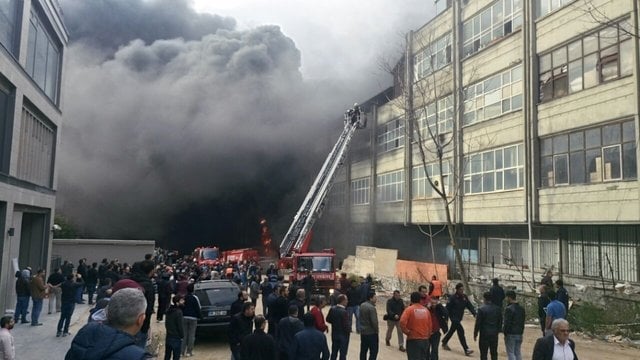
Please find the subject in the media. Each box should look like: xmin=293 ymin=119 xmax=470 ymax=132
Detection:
xmin=279 ymin=104 xmax=366 ymax=259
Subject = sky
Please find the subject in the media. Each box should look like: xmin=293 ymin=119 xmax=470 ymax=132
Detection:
xmin=55 ymin=0 xmax=436 ymax=250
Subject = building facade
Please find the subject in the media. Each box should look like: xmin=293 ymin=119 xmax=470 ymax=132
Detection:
xmin=317 ymin=0 xmax=640 ymax=287
xmin=0 ymin=0 xmax=68 ymax=313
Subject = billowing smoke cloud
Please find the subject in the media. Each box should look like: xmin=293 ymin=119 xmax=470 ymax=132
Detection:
xmin=57 ymin=0 xmax=354 ymax=248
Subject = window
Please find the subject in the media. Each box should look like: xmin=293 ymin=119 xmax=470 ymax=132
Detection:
xmin=417 ymin=95 xmax=453 ymax=138
xmin=412 ymin=161 xmax=452 ymax=199
xmin=541 ymin=120 xmax=636 ymax=187
xmin=0 ymin=79 xmax=13 ymax=174
xmin=435 ymin=0 xmax=452 ymax=15
xmin=463 ymin=0 xmax=522 ymax=58
xmin=464 ymin=144 xmax=524 ymax=194
xmin=0 ymin=0 xmax=19 ymax=55
xmin=377 ymin=118 xmax=404 ymax=153
xmin=26 ymin=8 xmax=62 ymax=104
xmin=463 ymin=65 xmax=522 ymax=126
xmin=414 ymin=32 xmax=452 ymax=80
xmin=351 ymin=178 xmax=370 ymax=205
xmin=377 ymin=170 xmax=404 ymax=203
xmin=568 ymin=226 xmax=639 ymax=282
xmin=17 ymin=105 xmax=56 ymax=188
xmin=536 ymin=0 xmax=573 ymax=19
xmin=485 ymin=237 xmax=558 ymax=269
xmin=539 ymin=20 xmax=633 ymax=102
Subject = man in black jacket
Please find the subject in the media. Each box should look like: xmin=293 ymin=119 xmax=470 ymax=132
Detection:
xmin=384 ymin=290 xmax=405 ymax=352
xmin=442 ymin=283 xmax=476 ymax=356
xmin=85 ymin=263 xmax=99 ymax=305
xmin=277 ymin=305 xmax=304 ymax=359
xmin=269 ymin=286 xmax=289 ymax=338
xmin=164 ymin=295 xmax=184 ymax=360
xmin=489 ymin=278 xmax=505 ymax=308
xmin=503 ymin=290 xmax=525 ymax=360
xmin=240 ymin=315 xmax=276 ymax=360
xmin=326 ymin=294 xmax=350 ymax=360
xmin=58 ymin=274 xmax=84 ymax=337
xmin=229 ymin=302 xmax=255 ymax=360
xmin=429 ymin=296 xmax=448 ymax=360
xmin=231 ymin=290 xmax=249 ymax=316
xmin=532 ymin=319 xmax=578 ymax=360
xmin=474 ymin=292 xmax=502 ymax=360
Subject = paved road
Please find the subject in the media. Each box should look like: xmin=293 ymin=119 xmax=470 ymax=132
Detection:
xmin=12 ymin=298 xmax=92 ymax=360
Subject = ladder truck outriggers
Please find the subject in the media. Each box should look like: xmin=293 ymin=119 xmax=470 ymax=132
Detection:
xmin=278 ymin=104 xmax=366 ymax=296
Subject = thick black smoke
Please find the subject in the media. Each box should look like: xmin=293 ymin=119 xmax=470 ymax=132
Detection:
xmin=57 ymin=0 xmax=352 ymax=250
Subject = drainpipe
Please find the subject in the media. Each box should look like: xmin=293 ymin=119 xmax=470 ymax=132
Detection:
xmin=524 ymin=0 xmax=537 ymax=291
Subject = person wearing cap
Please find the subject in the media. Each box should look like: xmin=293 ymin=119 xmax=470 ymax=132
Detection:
xmin=14 ymin=269 xmax=31 ymax=324
xmin=442 ymin=283 xmax=475 ymax=356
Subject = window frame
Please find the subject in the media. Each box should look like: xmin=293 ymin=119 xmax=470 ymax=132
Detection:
xmin=351 ymin=177 xmax=370 ymax=206
xmin=376 ymin=170 xmax=404 ymax=203
xmin=377 ymin=118 xmax=405 ymax=154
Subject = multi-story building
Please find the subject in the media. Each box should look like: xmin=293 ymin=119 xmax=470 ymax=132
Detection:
xmin=317 ymin=0 xmax=640 ymax=287
xmin=0 ymin=0 xmax=68 ymax=313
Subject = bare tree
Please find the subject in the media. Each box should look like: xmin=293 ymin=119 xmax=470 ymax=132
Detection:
xmin=380 ymin=20 xmax=487 ymax=294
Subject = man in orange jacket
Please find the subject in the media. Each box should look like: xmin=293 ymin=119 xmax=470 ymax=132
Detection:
xmin=400 ymin=292 xmax=432 ymax=359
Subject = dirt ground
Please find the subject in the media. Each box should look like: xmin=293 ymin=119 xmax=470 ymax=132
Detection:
xmin=150 ymin=295 xmax=640 ymax=360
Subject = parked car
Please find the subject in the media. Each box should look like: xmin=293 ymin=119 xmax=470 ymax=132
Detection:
xmin=194 ymin=279 xmax=240 ymax=329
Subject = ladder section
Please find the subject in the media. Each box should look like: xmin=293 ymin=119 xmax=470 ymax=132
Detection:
xmin=279 ymin=108 xmax=363 ymax=257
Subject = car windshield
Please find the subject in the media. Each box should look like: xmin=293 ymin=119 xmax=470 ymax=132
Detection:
xmin=195 ymin=287 xmax=238 ymax=306
xmin=202 ymin=248 xmax=219 ymax=260
xmin=297 ymin=256 xmax=332 ymax=272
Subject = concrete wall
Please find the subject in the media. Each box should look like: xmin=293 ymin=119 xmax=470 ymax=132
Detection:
xmin=52 ymin=239 xmax=156 ymax=267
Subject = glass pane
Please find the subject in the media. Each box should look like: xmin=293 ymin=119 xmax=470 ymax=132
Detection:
xmin=541 ymin=156 xmax=554 ymax=186
xmin=482 ymin=171 xmax=494 ymax=192
xmin=623 ymin=142 xmax=637 ymax=179
xmin=512 ymin=66 xmax=522 ymax=81
xmin=583 ymin=53 xmax=598 ymax=88
xmin=481 ymin=9 xmax=492 ymax=32
xmin=570 ymin=151 xmax=586 ymax=184
xmin=504 ymin=168 xmax=518 ymax=189
xmin=619 ymin=40 xmax=633 ymax=76
xmin=495 ymin=148 xmax=503 ymax=169
xmin=603 ymin=146 xmax=621 ymax=179
xmin=512 ymin=94 xmax=522 ymax=109
xmin=600 ymin=46 xmax=619 ymax=82
xmin=622 ymin=121 xmax=635 ymax=142
xmin=602 ymin=124 xmax=621 ymax=145
xmin=583 ymin=34 xmax=598 ymax=54
xmin=568 ymin=59 xmax=582 ymax=93
xmin=586 ymin=148 xmax=602 ymax=183
xmin=599 ymin=27 xmax=618 ymax=49
xmin=568 ymin=40 xmax=582 ymax=61
xmin=569 ymin=131 xmax=584 ymax=151
xmin=540 ymin=53 xmax=552 ymax=72
xmin=471 ymin=154 xmax=482 ymax=173
xmin=485 ymin=101 xmax=502 ymax=119
xmin=472 ymin=174 xmax=482 ymax=193
xmin=496 ymin=170 xmax=503 ymax=189
xmin=554 ymin=154 xmax=569 ymax=184
xmin=483 ymin=151 xmax=495 ymax=171
xmin=585 ymin=127 xmax=601 ymax=148
xmin=504 ymin=146 xmax=516 ymax=167
xmin=463 ymin=21 xmax=473 ymax=41
xmin=552 ymin=47 xmax=567 ymax=67
xmin=553 ymin=66 xmax=568 ymax=98
xmin=553 ymin=134 xmax=568 ymax=153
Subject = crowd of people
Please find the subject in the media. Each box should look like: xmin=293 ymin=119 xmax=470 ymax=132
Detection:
xmin=1 ymin=249 xmax=578 ymax=360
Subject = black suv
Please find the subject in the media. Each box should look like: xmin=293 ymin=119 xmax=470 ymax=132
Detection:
xmin=194 ymin=280 xmax=240 ymax=329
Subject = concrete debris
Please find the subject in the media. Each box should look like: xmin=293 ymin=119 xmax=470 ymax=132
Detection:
xmin=574 ymin=283 xmax=587 ymax=292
